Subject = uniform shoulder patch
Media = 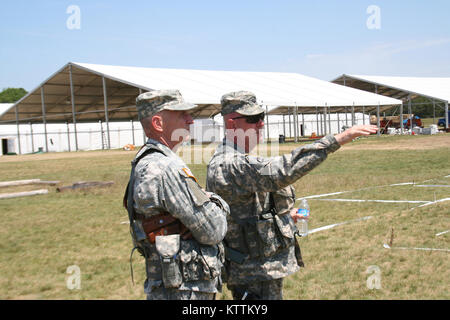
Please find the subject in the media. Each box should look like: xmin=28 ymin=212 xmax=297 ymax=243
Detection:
xmin=179 ymin=168 xmax=208 ymax=206
xmin=181 ymin=167 xmax=198 ymax=183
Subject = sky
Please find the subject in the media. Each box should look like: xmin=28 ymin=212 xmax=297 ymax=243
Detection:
xmin=1 ymin=0 xmax=450 ymax=91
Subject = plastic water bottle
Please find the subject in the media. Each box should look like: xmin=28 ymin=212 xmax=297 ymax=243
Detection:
xmin=296 ymin=199 xmax=310 ymax=237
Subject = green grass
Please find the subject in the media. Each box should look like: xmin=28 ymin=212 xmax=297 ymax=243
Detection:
xmin=0 ymin=134 xmax=449 ymax=299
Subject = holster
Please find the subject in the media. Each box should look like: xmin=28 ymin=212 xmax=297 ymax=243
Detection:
xmin=136 ymin=212 xmax=193 ymax=244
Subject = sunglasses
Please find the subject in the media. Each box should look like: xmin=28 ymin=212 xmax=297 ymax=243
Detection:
xmin=231 ymin=113 xmax=265 ymax=124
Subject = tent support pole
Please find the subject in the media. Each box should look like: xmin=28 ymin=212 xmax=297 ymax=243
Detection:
xmin=66 ymin=122 xmax=71 ymax=152
xmin=376 ymin=103 xmax=381 ymax=137
xmin=69 ymin=64 xmax=79 ymax=151
xmin=408 ymin=94 xmax=412 ymax=135
xmin=102 ymin=76 xmax=111 ymax=149
xmin=327 ymin=105 xmax=331 ymax=134
xmin=345 ymin=106 xmax=348 ymax=126
xmin=15 ymin=105 xmax=21 ymax=155
xmin=362 ymin=106 xmax=365 ymax=125
xmin=315 ymin=107 xmax=319 ymax=135
xmin=266 ymin=105 xmax=270 ymax=142
xmin=301 ymin=112 xmax=305 ymax=137
xmin=282 ymin=114 xmax=286 ymax=138
xmin=294 ymin=106 xmax=298 ymax=142
xmin=131 ymin=120 xmax=135 ymax=146
xmin=352 ymin=102 xmax=355 ymax=126
xmin=400 ymin=103 xmax=404 ymax=134
xmin=29 ymin=122 xmax=34 ymax=153
xmin=40 ymin=86 xmax=48 ymax=152
xmin=323 ymin=106 xmax=327 ymax=135
xmin=337 ymin=112 xmax=340 ymax=133
xmin=99 ymin=121 xmax=104 ymax=150
xmin=289 ymin=108 xmax=292 ymax=138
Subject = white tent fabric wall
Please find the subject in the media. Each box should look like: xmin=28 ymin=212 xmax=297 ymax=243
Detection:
xmin=191 ymin=119 xmax=222 ymax=143
xmin=0 ymin=113 xmax=370 ymax=154
xmin=0 ymin=122 xmax=147 ymax=154
xmin=263 ymin=113 xmax=370 ymax=139
xmin=0 ymin=136 xmax=16 ymax=156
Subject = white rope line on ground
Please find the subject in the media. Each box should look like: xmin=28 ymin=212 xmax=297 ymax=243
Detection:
xmin=298 ymin=175 xmax=449 ymax=203
xmin=313 ymin=199 xmax=430 ymax=204
xmin=298 ymin=174 xmax=450 ymax=201
xmin=308 ymin=216 xmax=373 ymax=234
xmin=415 ymin=185 xmax=450 ymax=188
xmin=298 ymin=182 xmax=416 ymax=201
xmin=299 ymin=191 xmax=347 ymax=200
xmin=436 ymin=230 xmax=450 ymax=236
xmin=383 ymin=243 xmax=450 ymax=253
xmin=411 ymin=198 xmax=450 ymax=209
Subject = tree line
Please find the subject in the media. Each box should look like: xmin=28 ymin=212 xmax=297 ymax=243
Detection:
xmin=0 ymin=88 xmax=28 ymax=103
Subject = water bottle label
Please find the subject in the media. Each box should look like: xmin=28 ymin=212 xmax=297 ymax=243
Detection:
xmin=297 ymin=208 xmax=309 ymax=218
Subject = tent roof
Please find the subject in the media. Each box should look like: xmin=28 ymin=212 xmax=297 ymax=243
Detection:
xmin=0 ymin=62 xmax=401 ymax=124
xmin=0 ymin=104 xmax=13 ymax=118
xmin=332 ymin=74 xmax=450 ymax=103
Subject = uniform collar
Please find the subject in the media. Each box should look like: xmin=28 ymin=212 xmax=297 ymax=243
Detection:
xmin=145 ymin=138 xmax=178 ymax=158
xmin=220 ymin=138 xmax=246 ymax=155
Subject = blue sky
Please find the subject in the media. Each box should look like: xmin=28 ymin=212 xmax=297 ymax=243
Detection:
xmin=1 ymin=0 xmax=450 ymax=91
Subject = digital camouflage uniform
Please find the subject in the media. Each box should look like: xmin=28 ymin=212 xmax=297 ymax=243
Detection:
xmin=126 ymin=90 xmax=230 ymax=300
xmin=205 ymin=91 xmax=341 ymax=300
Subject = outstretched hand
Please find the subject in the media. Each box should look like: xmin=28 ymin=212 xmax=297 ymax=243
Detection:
xmin=334 ymin=124 xmax=379 ymax=146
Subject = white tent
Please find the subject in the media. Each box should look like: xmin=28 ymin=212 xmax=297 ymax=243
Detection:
xmin=332 ymin=74 xmax=449 ymax=129
xmin=0 ymin=103 xmax=13 ymax=118
xmin=0 ymin=63 xmax=402 ymax=153
xmin=71 ymin=62 xmax=401 ymax=110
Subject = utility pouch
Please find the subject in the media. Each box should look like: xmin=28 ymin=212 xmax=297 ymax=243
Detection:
xmin=273 ymin=213 xmax=296 ymax=249
xmin=234 ymin=216 xmax=260 ymax=259
xmin=224 ymin=246 xmax=246 ymax=264
xmin=179 ymin=240 xmax=219 ymax=282
xmin=155 ymin=234 xmax=182 ymax=288
xmin=256 ymin=213 xmax=282 ymax=258
xmin=294 ymin=237 xmax=305 ymax=268
xmin=133 ymin=220 xmax=148 ymax=243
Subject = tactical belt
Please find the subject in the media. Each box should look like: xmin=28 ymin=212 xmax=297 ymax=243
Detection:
xmin=135 ymin=212 xmax=193 ymax=244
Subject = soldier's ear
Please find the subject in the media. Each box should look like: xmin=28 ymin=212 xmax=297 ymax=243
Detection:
xmin=151 ymin=114 xmax=163 ymax=132
xmin=226 ymin=118 xmax=237 ymax=130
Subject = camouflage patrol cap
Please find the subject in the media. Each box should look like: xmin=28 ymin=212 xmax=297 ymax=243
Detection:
xmin=136 ymin=89 xmax=197 ymax=120
xmin=220 ymin=91 xmax=265 ymax=116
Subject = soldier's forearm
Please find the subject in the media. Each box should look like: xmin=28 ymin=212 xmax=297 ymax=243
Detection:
xmin=261 ymin=135 xmax=341 ymax=190
xmin=188 ymin=202 xmax=228 ymax=245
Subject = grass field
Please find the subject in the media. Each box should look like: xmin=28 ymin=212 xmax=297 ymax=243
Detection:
xmin=0 ymin=133 xmax=449 ymax=300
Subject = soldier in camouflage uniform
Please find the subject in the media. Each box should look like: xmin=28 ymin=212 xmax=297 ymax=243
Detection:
xmin=206 ymin=91 xmax=378 ymax=299
xmin=124 ymin=90 xmax=230 ymax=300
